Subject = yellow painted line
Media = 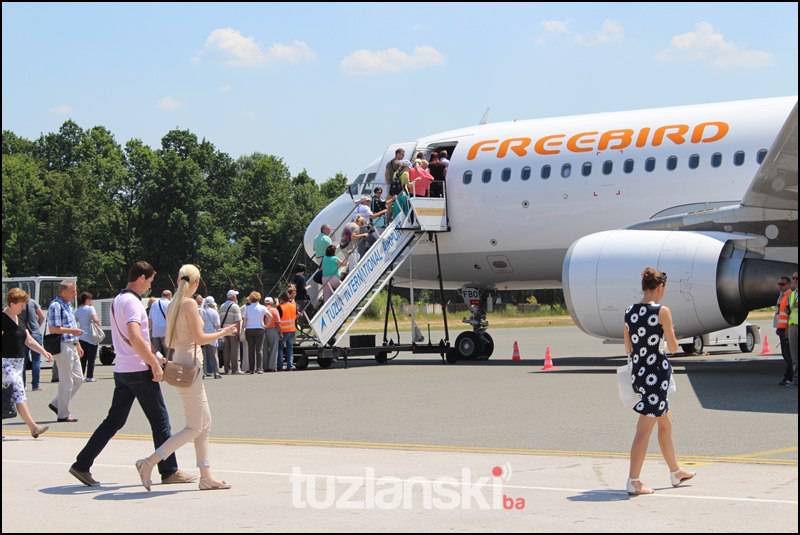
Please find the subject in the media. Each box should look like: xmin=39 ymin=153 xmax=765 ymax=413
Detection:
xmin=730 ymin=447 xmax=798 ymax=459
xmin=2 ymin=430 xmax=796 ymax=466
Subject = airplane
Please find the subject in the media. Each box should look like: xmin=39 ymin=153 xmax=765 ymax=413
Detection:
xmin=304 ymin=96 xmax=798 ymax=360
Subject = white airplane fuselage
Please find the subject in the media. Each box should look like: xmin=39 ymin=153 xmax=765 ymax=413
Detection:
xmin=306 ymin=97 xmax=797 ymax=291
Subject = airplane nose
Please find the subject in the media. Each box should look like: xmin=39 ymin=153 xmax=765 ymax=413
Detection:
xmin=304 ymin=192 xmax=357 ymax=261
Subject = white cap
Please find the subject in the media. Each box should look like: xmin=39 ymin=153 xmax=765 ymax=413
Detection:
xmin=204 ymin=296 xmax=216 ymax=306
xmin=227 ymin=290 xmax=239 ymax=299
xmin=264 ymin=297 xmax=274 ymax=305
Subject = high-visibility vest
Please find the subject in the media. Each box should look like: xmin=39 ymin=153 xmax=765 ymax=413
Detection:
xmin=790 ymin=291 xmax=799 ymax=326
xmin=279 ymin=302 xmax=297 ymax=333
xmin=776 ymin=291 xmax=790 ymax=329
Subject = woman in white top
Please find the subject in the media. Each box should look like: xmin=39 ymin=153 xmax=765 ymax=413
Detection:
xmin=242 ymin=292 xmax=268 ymax=374
xmin=201 ymin=297 xmax=222 ymax=379
xmin=75 ymin=292 xmax=101 ymax=382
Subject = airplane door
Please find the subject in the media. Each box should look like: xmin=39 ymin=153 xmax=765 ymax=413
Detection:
xmin=377 ymin=141 xmax=417 ymax=191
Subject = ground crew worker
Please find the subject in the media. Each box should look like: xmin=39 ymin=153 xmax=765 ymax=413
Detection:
xmin=775 ymin=276 xmax=792 ymax=386
xmin=788 ymin=272 xmax=799 ymax=387
xmin=277 ymin=293 xmax=297 ymax=371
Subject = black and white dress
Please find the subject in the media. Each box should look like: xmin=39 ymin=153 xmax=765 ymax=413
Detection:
xmin=625 ymin=303 xmax=672 ymax=417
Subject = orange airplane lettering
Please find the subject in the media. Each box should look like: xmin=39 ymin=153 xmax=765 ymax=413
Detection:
xmin=691 ymin=121 xmax=729 ymax=143
xmin=598 ymin=129 xmax=633 ymax=151
xmin=497 ymin=137 xmax=531 ymax=158
xmin=567 ymin=132 xmax=598 ymax=153
xmin=466 ymin=119 xmax=729 ymax=160
xmin=652 ymin=124 xmax=689 ymax=147
xmin=534 ymin=134 xmax=565 ymax=155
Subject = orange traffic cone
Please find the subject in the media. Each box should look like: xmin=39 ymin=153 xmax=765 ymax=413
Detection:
xmin=541 ymin=346 xmax=556 ymax=371
xmin=512 ymin=341 xmax=521 ymax=362
xmin=760 ymin=335 xmax=771 ymax=356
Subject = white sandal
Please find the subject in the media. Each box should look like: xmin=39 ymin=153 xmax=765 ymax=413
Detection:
xmin=626 ymin=478 xmax=654 ymax=495
xmin=670 ymin=469 xmax=695 ymax=487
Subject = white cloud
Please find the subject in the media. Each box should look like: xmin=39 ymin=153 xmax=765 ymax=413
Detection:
xmin=537 ymin=19 xmax=623 ymax=47
xmin=204 ymin=27 xmax=266 ymax=66
xmin=656 ymin=22 xmax=773 ymax=69
xmin=199 ymin=28 xmax=315 ymax=67
xmin=576 ymin=19 xmax=624 ymax=47
xmin=340 ymin=46 xmax=445 ymax=75
xmin=266 ymin=40 xmax=316 ymax=63
xmin=219 ymin=84 xmax=233 ymax=93
xmin=157 ymin=97 xmax=182 ymax=111
xmin=50 ymin=104 xmax=72 ymax=115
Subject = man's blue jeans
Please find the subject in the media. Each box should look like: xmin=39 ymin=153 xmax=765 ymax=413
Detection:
xmin=279 ymin=332 xmax=296 ymax=370
xmin=74 ymin=370 xmax=179 ymax=476
xmin=23 ymin=332 xmax=43 ymax=389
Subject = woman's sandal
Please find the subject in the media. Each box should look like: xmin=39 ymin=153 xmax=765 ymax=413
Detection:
xmin=670 ymin=469 xmax=696 ymax=487
xmin=626 ymin=478 xmax=655 ymax=495
xmin=199 ymin=478 xmax=232 ymax=491
xmin=135 ymin=459 xmax=153 ymax=491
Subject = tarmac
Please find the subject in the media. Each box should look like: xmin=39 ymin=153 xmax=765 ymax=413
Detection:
xmin=2 ymin=319 xmax=797 ymax=532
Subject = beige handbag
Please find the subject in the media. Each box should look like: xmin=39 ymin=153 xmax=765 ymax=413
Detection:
xmin=163 ymin=310 xmax=200 ymax=388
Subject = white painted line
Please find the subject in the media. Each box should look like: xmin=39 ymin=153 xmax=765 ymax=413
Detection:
xmin=4 ymin=458 xmax=797 ymax=506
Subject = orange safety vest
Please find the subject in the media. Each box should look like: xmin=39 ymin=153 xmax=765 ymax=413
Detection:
xmin=776 ymin=291 xmax=790 ymax=329
xmin=279 ymin=302 xmax=297 ymax=333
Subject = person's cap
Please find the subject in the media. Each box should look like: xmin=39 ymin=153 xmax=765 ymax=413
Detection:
xmin=360 ymin=195 xmax=371 ymax=203
xmin=264 ymin=297 xmax=274 ymax=305
xmin=204 ymin=296 xmax=216 ymax=306
xmin=399 ymin=159 xmax=412 ymax=167
xmin=227 ymin=289 xmax=239 ymax=298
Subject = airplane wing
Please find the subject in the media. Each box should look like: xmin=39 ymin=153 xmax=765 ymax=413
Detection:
xmin=628 ymin=102 xmax=798 ymax=262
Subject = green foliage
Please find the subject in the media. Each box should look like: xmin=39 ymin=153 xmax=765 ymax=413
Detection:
xmin=1 ymin=123 xmax=349 ymax=299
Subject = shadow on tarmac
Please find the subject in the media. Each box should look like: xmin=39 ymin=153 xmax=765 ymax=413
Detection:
xmin=40 ymin=484 xmax=191 ymax=500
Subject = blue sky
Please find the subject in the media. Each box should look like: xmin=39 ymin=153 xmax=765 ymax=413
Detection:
xmin=3 ymin=2 xmax=797 ymax=182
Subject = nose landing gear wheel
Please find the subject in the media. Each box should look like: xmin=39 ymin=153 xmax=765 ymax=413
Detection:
xmin=478 ymin=333 xmax=494 ymax=360
xmin=455 ymin=332 xmax=481 ymax=360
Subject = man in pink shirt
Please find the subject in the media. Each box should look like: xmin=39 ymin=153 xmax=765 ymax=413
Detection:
xmin=409 ymin=159 xmax=434 ymax=197
xmin=69 ymin=261 xmax=196 ymax=487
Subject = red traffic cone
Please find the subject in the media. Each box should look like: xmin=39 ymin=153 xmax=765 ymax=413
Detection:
xmin=760 ymin=335 xmax=771 ymax=356
xmin=512 ymin=341 xmax=521 ymax=362
xmin=541 ymin=346 xmax=556 ymax=371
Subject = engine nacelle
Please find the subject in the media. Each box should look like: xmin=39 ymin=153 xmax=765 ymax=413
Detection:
xmin=562 ymin=230 xmax=796 ymax=340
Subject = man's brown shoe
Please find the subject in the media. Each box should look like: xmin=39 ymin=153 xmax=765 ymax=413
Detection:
xmin=69 ymin=464 xmax=100 ymax=487
xmin=161 ymin=470 xmax=198 ymax=484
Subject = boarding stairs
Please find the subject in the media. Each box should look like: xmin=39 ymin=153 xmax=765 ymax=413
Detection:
xmin=308 ymin=195 xmax=448 ymax=346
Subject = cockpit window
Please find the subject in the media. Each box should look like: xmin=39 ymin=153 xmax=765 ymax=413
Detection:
xmin=347 ymin=174 xmax=366 ymax=196
xmin=361 ymin=173 xmax=377 ymax=194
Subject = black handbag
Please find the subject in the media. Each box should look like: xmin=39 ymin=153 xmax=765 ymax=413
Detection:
xmin=43 ymin=333 xmax=61 ymax=354
xmin=2 ymin=385 xmax=17 ymax=419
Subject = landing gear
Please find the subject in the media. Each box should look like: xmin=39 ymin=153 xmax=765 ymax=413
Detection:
xmin=681 ymin=336 xmax=704 ymax=356
xmin=450 ymin=289 xmax=494 ymax=362
xmin=455 ymin=332 xmax=481 ymax=360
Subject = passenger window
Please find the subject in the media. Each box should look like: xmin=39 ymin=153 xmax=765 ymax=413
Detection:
xmin=463 ymin=170 xmax=472 ymax=185
xmin=521 ymin=166 xmax=531 ymax=181
xmin=482 ymin=169 xmax=492 ymax=183
xmin=624 ymin=159 xmax=634 ymax=174
xmin=602 ymin=161 xmax=613 ymax=175
xmin=734 ymin=151 xmax=745 ymax=166
xmin=362 ymin=172 xmax=377 ymax=194
xmin=711 ymin=152 xmax=722 ymax=168
xmin=688 ymin=154 xmax=700 ymax=170
xmin=348 ymin=174 xmax=365 ymax=195
xmin=582 ymin=162 xmax=592 ymax=177
xmin=541 ymin=165 xmax=551 ymax=179
xmin=561 ymin=163 xmax=571 ymax=178
xmin=756 ymin=149 xmax=768 ymax=164
xmin=645 ymin=157 xmax=656 ymax=172
xmin=501 ymin=168 xmax=512 ymax=182
xmin=667 ymin=156 xmax=678 ymax=171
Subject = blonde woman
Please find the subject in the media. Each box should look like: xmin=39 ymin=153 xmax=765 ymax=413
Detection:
xmin=624 ymin=267 xmax=695 ymax=495
xmin=2 ymin=288 xmax=53 ymax=438
xmin=135 ymin=265 xmax=237 ymax=491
